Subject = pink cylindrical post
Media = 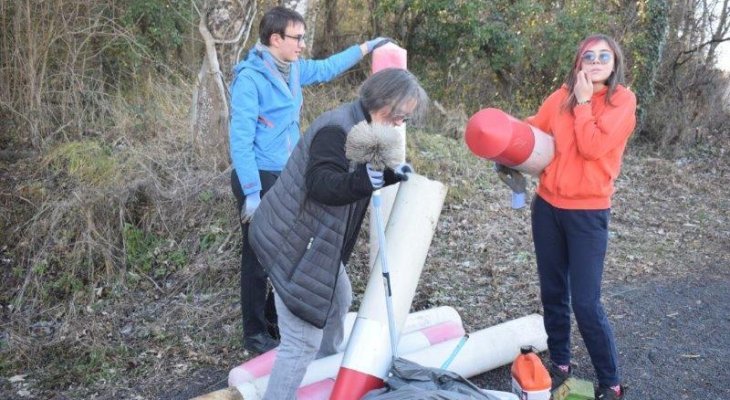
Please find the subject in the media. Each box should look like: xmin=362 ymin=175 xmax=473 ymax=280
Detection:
xmin=371 ymin=42 xmax=407 ymax=72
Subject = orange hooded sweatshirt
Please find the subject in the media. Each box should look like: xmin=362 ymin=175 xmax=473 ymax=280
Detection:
xmin=526 ymin=84 xmax=637 ymax=210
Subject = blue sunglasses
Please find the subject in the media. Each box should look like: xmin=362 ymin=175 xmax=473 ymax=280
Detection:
xmin=581 ymin=51 xmax=613 ymax=64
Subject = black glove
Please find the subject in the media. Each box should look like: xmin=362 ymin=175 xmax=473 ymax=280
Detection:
xmin=495 ymin=163 xmax=526 ymax=194
xmin=384 ymin=162 xmax=412 ymax=185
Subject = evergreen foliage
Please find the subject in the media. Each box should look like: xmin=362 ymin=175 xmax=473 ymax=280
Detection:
xmin=628 ymin=0 xmax=669 ymax=134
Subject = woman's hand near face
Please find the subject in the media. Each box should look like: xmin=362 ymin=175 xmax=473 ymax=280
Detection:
xmin=574 ymin=70 xmax=593 ymax=103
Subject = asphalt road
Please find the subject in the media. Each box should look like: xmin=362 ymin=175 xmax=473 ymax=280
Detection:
xmin=474 ymin=265 xmax=730 ymax=399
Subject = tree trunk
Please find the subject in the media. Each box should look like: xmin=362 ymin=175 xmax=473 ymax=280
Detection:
xmin=314 ymin=0 xmax=338 ymax=58
xmin=191 ymin=0 xmax=257 ymax=170
xmin=633 ymin=0 xmax=669 ymax=135
xmin=283 ymin=0 xmax=320 ymax=52
xmin=706 ymin=0 xmax=730 ymax=64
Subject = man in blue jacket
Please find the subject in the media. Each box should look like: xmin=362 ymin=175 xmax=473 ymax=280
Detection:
xmin=229 ymin=6 xmax=388 ymax=354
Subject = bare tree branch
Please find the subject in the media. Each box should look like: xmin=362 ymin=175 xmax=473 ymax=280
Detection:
xmin=674 ymin=36 xmax=730 ymax=66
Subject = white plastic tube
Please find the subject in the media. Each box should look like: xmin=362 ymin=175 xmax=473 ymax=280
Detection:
xmin=403 ymin=314 xmax=548 ymax=377
xmin=331 ymin=174 xmax=448 ymax=400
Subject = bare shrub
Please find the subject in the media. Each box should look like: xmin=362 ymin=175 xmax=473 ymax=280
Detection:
xmin=0 ymin=0 xmax=167 ymax=149
xmin=643 ymin=64 xmax=730 ymax=152
xmin=0 ymin=67 xmax=247 ymax=393
xmin=300 ymin=77 xmax=362 ymax=128
xmin=5 ymin=76 xmax=236 ymax=314
xmin=429 ymin=101 xmax=468 ymax=140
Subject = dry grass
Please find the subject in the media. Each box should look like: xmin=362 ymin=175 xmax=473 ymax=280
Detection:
xmin=0 ymin=76 xmax=244 ymax=396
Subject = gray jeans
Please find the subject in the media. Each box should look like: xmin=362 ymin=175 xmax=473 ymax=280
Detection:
xmin=263 ymin=264 xmax=352 ymax=400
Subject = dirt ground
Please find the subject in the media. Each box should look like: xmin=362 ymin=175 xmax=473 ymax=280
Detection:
xmin=2 ymin=136 xmax=729 ymax=399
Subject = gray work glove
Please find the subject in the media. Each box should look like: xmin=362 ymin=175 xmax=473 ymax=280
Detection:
xmin=240 ymin=191 xmax=261 ymax=223
xmin=495 ymin=163 xmax=526 ymax=193
xmin=365 ymin=37 xmax=395 ymax=53
xmin=366 ymin=162 xmax=385 ymax=189
xmin=495 ymin=163 xmax=527 ymax=209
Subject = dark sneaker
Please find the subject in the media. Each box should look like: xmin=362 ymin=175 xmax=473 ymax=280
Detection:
xmin=243 ymin=332 xmax=279 ymax=354
xmin=595 ymin=385 xmax=625 ymax=399
xmin=548 ymin=363 xmax=572 ymax=390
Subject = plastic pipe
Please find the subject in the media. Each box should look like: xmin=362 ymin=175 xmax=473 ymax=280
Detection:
xmin=230 ymin=320 xmax=464 ymax=399
xmin=227 ymin=306 xmax=462 ymax=386
xmin=402 ymin=314 xmax=548 ymax=378
xmin=330 ymin=174 xmax=448 ymax=400
xmin=464 ymin=108 xmax=554 ymax=176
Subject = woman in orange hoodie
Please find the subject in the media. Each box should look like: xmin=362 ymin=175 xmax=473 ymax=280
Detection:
xmin=523 ymin=34 xmax=636 ymax=400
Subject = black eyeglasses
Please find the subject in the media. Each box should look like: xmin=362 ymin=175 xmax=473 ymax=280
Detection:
xmin=283 ymin=34 xmax=306 ymax=46
xmin=581 ymin=51 xmax=613 ymax=64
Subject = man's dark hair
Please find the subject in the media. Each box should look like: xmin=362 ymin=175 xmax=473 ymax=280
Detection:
xmin=259 ymin=6 xmax=306 ymax=46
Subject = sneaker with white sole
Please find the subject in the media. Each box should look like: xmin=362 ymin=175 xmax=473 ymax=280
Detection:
xmin=595 ymin=385 xmax=625 ymax=399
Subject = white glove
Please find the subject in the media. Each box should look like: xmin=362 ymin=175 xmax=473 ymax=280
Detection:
xmin=241 ymin=192 xmax=261 ymax=223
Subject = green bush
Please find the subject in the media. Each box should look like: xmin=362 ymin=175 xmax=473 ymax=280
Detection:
xmin=123 ymin=223 xmax=188 ymax=278
xmin=373 ymin=0 xmax=614 ymax=115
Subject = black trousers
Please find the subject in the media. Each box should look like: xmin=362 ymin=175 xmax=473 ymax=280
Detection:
xmin=531 ymin=195 xmax=619 ymax=386
xmin=231 ymin=169 xmax=280 ymax=339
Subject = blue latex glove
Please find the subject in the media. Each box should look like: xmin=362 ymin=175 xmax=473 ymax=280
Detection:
xmin=241 ymin=191 xmax=261 ymax=223
xmin=511 ymin=192 xmax=526 ymax=209
xmin=365 ymin=37 xmax=392 ymax=53
xmin=366 ymin=163 xmax=384 ymax=189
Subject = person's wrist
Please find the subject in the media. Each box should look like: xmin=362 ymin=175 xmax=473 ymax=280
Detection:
xmin=577 ymin=98 xmax=591 ymax=105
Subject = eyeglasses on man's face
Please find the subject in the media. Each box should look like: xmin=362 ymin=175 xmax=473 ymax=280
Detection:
xmin=283 ymin=33 xmax=306 ymax=46
xmin=581 ymin=51 xmax=613 ymax=65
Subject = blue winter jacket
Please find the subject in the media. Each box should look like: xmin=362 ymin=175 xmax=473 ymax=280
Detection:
xmin=229 ymin=44 xmax=364 ymax=195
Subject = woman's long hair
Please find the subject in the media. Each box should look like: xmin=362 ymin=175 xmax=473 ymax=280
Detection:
xmin=562 ymin=34 xmax=626 ymax=113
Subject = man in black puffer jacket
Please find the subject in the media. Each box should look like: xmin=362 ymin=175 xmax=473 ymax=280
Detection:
xmin=249 ymin=68 xmax=429 ymax=400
